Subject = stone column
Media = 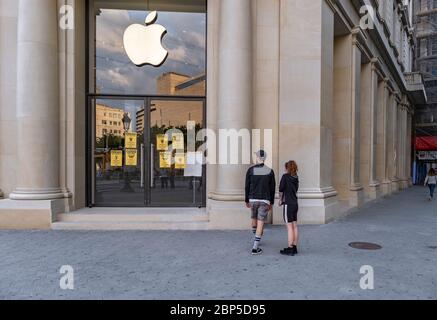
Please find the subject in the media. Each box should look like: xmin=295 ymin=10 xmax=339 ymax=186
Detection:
xmin=400 ymin=105 xmax=409 ymax=189
xmin=349 ymin=33 xmax=364 ymax=205
xmin=208 ymin=0 xmax=253 ymax=228
xmin=406 ymin=110 xmax=413 ymax=186
xmin=377 ymin=80 xmax=391 ymax=196
xmin=333 ymin=29 xmax=364 ymax=207
xmin=390 ymin=96 xmax=400 ymax=193
xmin=9 ymin=0 xmax=66 ymax=201
xmin=360 ymin=59 xmax=380 ymax=200
xmin=277 ymin=0 xmax=339 ymax=224
xmin=368 ymin=62 xmax=380 ymax=193
xmin=398 ymin=105 xmax=405 ymax=188
xmin=0 ymin=0 xmax=19 ymax=200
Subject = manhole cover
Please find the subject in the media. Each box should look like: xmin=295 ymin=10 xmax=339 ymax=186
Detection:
xmin=349 ymin=242 xmax=382 ymax=250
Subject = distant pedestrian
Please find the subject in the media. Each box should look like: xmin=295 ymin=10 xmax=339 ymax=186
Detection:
xmin=279 ymin=161 xmax=300 ymax=256
xmin=245 ymin=150 xmax=276 ymax=256
xmin=424 ymin=168 xmax=436 ymax=201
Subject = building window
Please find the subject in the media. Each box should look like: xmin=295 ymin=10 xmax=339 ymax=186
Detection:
xmin=88 ymin=0 xmax=207 ymax=208
xmin=89 ymin=0 xmax=206 ymax=96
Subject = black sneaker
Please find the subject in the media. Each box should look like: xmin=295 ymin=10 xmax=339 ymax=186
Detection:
xmin=292 ymin=246 xmax=298 ymax=255
xmin=252 ymin=248 xmax=263 ymax=255
xmin=280 ymin=247 xmax=295 ymax=256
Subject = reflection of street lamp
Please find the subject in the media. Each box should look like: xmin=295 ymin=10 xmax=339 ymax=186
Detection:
xmin=121 ymin=112 xmax=134 ymax=193
xmin=122 ymin=112 xmax=132 ymax=133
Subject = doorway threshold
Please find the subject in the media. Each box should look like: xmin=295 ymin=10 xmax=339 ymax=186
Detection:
xmin=53 ymin=207 xmax=209 ymax=231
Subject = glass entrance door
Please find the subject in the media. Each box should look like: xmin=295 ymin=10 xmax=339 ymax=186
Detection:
xmin=91 ymin=97 xmax=146 ymax=207
xmin=148 ymin=98 xmax=206 ymax=207
xmin=88 ymin=96 xmax=206 ymax=208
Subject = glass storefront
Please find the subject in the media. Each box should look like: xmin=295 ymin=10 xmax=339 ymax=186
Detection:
xmin=87 ymin=0 xmax=207 ymax=207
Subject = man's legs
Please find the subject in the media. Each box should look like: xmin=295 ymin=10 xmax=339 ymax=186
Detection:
xmin=251 ymin=219 xmax=258 ymax=235
xmin=253 ymin=220 xmax=265 ymax=250
xmin=250 ymin=203 xmax=263 ymax=236
xmin=252 ymin=203 xmax=269 ymax=255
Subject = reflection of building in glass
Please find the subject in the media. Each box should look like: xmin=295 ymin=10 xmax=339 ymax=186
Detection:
xmin=136 ymin=72 xmax=205 ymax=131
xmin=414 ymin=0 xmax=437 ymax=137
xmin=157 ymin=72 xmax=206 ymax=96
xmin=96 ymin=104 xmax=126 ymax=138
xmin=136 ymin=109 xmax=145 ymax=134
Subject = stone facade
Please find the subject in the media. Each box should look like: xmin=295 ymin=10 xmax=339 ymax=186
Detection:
xmin=0 ymin=0 xmax=426 ymax=229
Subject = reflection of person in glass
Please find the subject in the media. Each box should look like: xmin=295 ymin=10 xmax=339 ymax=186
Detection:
xmin=189 ymin=177 xmax=202 ymax=191
xmin=160 ymin=169 xmax=169 ymax=189
xmin=169 ymin=167 xmax=176 ymax=189
xmin=152 ymin=167 xmax=160 ymax=189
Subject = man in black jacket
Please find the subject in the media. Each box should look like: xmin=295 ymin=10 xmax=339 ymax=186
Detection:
xmin=245 ymin=150 xmax=276 ymax=255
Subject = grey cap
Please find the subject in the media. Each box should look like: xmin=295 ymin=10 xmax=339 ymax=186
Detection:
xmin=255 ymin=150 xmax=267 ymax=160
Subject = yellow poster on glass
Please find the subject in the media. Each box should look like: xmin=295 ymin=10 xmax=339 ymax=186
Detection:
xmin=172 ymin=133 xmax=185 ymax=150
xmin=159 ymin=152 xmax=172 ymax=169
xmin=111 ymin=150 xmax=123 ymax=167
xmin=125 ymin=149 xmax=138 ymax=166
xmin=174 ymin=153 xmax=186 ymax=169
xmin=125 ymin=133 xmax=137 ymax=149
xmin=156 ymin=134 xmax=169 ymax=151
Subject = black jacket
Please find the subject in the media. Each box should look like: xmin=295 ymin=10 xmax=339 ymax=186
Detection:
xmin=279 ymin=174 xmax=299 ymax=206
xmin=245 ymin=164 xmax=276 ymax=204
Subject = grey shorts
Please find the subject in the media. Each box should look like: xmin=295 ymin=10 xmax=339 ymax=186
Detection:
xmin=250 ymin=202 xmax=270 ymax=222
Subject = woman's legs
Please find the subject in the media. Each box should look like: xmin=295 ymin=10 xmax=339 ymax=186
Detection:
xmin=430 ymin=184 xmax=436 ymax=199
xmin=286 ymin=223 xmax=294 ymax=247
xmin=292 ymin=222 xmax=299 ymax=247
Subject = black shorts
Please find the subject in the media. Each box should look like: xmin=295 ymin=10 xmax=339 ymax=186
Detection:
xmin=283 ymin=204 xmax=298 ymax=223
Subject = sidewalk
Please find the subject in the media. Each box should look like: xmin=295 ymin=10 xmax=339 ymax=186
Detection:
xmin=0 ymin=187 xmax=436 ymax=300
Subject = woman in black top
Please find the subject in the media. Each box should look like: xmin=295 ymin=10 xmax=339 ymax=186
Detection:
xmin=279 ymin=161 xmax=299 ymax=256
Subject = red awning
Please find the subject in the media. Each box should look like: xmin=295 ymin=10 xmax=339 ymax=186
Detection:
xmin=416 ymin=136 xmax=437 ymax=151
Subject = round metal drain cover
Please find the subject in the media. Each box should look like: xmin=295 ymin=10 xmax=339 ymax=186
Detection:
xmin=349 ymin=242 xmax=382 ymax=250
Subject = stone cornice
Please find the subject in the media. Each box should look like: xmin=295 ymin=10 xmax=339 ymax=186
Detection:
xmin=325 ymin=0 xmax=337 ymax=14
xmin=371 ymin=57 xmax=387 ymax=79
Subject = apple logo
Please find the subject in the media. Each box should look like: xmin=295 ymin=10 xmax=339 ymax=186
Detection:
xmin=123 ymin=11 xmax=169 ymax=67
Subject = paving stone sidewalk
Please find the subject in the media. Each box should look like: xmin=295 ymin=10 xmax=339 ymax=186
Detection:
xmin=0 ymin=186 xmax=436 ymax=300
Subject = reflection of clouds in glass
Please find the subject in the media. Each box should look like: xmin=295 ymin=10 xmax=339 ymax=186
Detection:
xmin=96 ymin=10 xmax=129 ymax=54
xmin=95 ymin=9 xmax=206 ymax=95
xmin=105 ymin=69 xmax=130 ymax=87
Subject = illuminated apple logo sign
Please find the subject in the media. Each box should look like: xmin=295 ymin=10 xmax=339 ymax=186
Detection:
xmin=123 ymin=11 xmax=169 ymax=67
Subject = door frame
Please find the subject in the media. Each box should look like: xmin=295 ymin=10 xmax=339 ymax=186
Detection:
xmin=86 ymin=94 xmax=207 ymax=208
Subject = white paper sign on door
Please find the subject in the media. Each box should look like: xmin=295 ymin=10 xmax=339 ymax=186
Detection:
xmin=184 ymin=152 xmax=203 ymax=177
